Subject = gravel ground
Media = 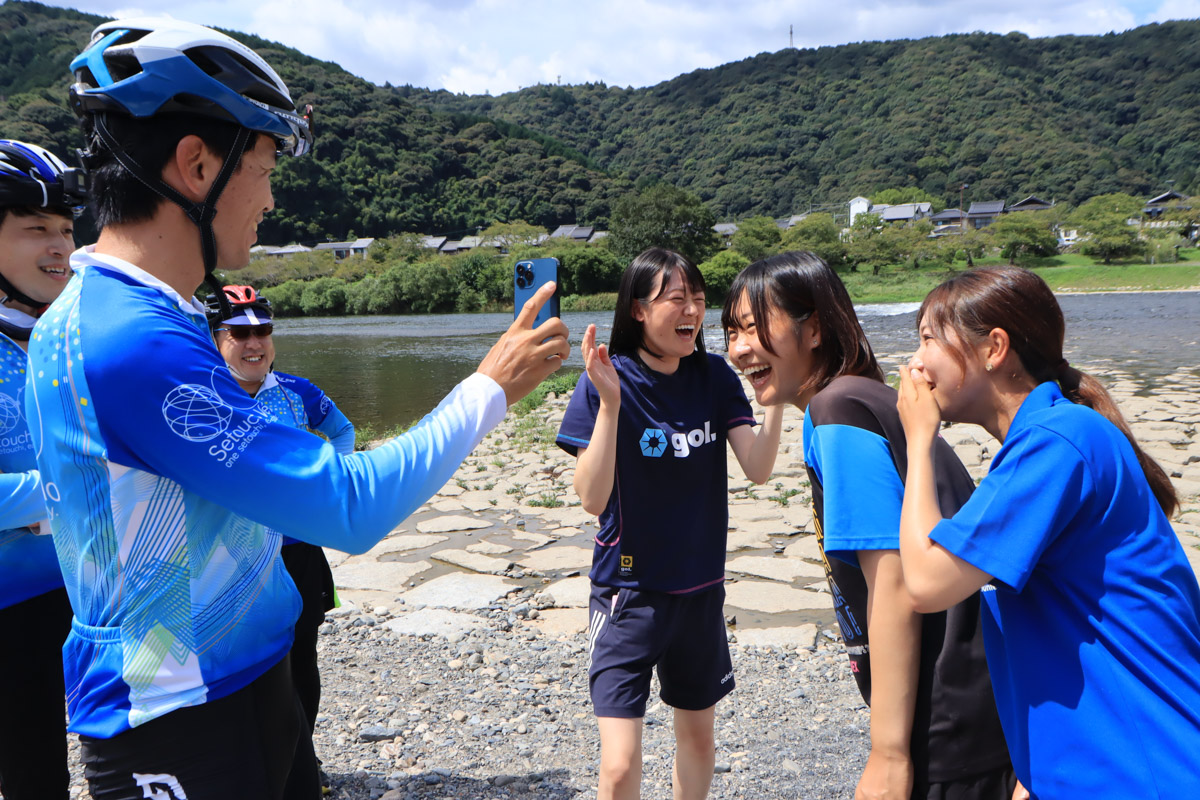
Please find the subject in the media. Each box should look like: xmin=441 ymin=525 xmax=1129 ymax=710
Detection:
xmin=62 ymin=593 xmax=869 ymax=800
xmin=309 ymin=595 xmax=869 ymax=800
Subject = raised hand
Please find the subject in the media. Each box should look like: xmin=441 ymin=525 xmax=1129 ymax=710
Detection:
xmin=582 ymin=324 xmax=620 ymax=409
xmin=896 ymin=357 xmax=942 ymax=448
xmin=477 ymin=282 xmax=570 ymax=406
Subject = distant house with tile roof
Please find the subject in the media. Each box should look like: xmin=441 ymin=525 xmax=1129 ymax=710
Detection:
xmin=1143 ymin=190 xmax=1189 ymax=219
xmin=313 ymin=238 xmax=375 ymax=259
xmin=966 ymin=200 xmax=1005 ymax=229
xmin=251 ymin=243 xmax=313 ymax=257
xmin=1007 ymin=195 xmax=1054 ymax=212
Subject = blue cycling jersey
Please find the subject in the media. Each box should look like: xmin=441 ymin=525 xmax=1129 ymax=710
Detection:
xmin=253 ymin=371 xmax=356 ymax=545
xmin=0 ymin=313 xmax=62 ymax=609
xmin=258 ymin=371 xmax=356 ymax=456
xmin=26 ymin=248 xmax=506 ymax=738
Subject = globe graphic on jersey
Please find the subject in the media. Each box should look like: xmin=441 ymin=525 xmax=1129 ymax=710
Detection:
xmin=0 ymin=394 xmax=21 ymax=435
xmin=162 ymin=384 xmax=232 ymax=442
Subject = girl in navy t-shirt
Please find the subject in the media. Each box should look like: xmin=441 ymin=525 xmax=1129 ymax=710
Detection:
xmin=557 ymin=247 xmax=782 ymax=800
xmin=898 ymin=266 xmax=1200 ymax=798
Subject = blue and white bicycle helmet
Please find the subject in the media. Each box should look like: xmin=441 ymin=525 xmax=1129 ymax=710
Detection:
xmin=0 ymin=139 xmax=87 ymax=215
xmin=69 ymin=17 xmax=312 ymax=157
xmin=68 ymin=17 xmax=313 ymax=314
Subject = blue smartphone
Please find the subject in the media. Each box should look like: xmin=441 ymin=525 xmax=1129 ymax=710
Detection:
xmin=514 ymin=257 xmax=560 ymax=328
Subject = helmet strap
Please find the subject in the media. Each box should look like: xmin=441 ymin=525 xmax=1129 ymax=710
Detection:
xmin=205 ymin=271 xmax=233 ymax=324
xmin=0 ymin=278 xmax=51 ymax=316
xmin=89 ymin=113 xmax=254 ymax=281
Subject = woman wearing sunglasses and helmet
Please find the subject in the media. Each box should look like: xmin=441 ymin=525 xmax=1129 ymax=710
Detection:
xmin=206 ymin=284 xmax=355 ymax=791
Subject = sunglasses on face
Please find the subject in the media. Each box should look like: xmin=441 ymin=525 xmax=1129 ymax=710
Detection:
xmin=217 ymin=324 xmax=273 ymax=341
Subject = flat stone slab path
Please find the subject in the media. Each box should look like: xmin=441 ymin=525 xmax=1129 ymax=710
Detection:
xmin=337 ymin=355 xmax=1200 ymax=648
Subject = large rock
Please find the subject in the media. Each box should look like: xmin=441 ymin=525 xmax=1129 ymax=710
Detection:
xmin=726 ymin=555 xmax=824 ymax=582
xmin=727 ymin=530 xmax=770 ymax=552
xmin=399 ymin=572 xmax=513 ymax=610
xmin=431 ymin=548 xmax=514 ymax=575
xmin=510 ymin=531 xmax=553 ymax=548
xmin=519 ymin=545 xmax=593 ymax=572
xmin=466 ymin=540 xmax=514 ymax=555
xmin=458 ymin=493 xmax=501 ymax=512
xmin=528 ymin=608 xmax=587 ymax=637
xmin=532 ymin=507 xmax=595 ymax=528
xmin=543 ymin=576 xmax=591 ymax=608
xmin=724 ymin=580 xmax=829 ymax=613
xmin=361 ymin=534 xmax=448 ymax=556
xmin=784 ymin=536 xmax=822 ymax=562
xmin=384 ymin=608 xmax=486 ymax=642
xmin=333 ymin=560 xmax=432 ymax=592
xmin=416 ymin=515 xmax=492 ymax=533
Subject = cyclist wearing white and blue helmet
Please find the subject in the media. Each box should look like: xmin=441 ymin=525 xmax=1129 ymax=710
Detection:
xmin=30 ymin=17 xmax=567 ymax=800
xmin=206 ymin=284 xmax=355 ymax=779
xmin=0 ymin=137 xmax=87 ymax=800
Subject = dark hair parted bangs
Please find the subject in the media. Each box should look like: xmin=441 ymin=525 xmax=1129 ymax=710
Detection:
xmin=917 ymin=266 xmax=1066 ymax=382
xmin=722 ymin=251 xmax=881 ymax=393
xmin=918 ymin=265 xmax=1177 ymax=516
xmin=609 ymin=247 xmax=707 ymax=360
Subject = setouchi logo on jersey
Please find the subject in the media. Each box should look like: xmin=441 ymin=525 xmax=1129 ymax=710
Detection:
xmin=160 ymin=369 xmax=268 ymax=467
xmin=639 ymin=421 xmax=716 ymax=458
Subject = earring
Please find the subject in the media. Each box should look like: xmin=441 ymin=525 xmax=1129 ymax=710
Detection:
xmin=985 ymin=363 xmax=994 ymax=372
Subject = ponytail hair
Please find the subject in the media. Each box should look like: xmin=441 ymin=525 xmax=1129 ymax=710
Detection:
xmin=919 ymin=266 xmax=1178 ymax=517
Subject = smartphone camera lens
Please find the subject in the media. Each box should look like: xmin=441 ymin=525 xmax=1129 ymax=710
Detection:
xmin=516 ymin=263 xmax=532 ymax=289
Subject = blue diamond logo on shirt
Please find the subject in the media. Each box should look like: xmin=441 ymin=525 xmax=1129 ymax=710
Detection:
xmin=640 ymin=428 xmax=667 ymax=457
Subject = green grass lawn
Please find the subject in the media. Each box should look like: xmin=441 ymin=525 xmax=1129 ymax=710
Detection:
xmin=839 ymin=256 xmax=1200 ymax=304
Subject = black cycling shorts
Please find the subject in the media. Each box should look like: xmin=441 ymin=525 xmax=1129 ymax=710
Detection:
xmin=79 ymin=656 xmax=317 ymax=800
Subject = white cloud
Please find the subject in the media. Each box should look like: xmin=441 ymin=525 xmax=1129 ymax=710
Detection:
xmin=37 ymin=0 xmax=1199 ymax=93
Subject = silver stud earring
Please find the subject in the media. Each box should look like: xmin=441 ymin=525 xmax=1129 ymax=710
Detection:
xmin=985 ymin=363 xmax=994 ymax=372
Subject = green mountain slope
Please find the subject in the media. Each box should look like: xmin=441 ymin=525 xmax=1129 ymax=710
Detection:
xmin=0 ymin=1 xmax=628 ymax=242
xmin=6 ymin=1 xmax=1199 ymax=236
xmin=401 ymin=24 xmax=1200 ymax=217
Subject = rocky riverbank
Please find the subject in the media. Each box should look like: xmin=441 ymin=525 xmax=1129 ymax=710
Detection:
xmin=63 ymin=355 xmax=1200 ymax=798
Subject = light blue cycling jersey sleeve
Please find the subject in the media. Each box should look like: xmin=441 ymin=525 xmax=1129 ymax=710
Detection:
xmin=0 ymin=471 xmax=48 ymax=530
xmin=0 ymin=329 xmax=61 ymax=608
xmin=315 ymin=404 xmax=356 ymax=455
xmin=273 ymin=371 xmax=356 ymax=455
xmin=105 ymin=343 xmax=497 ymax=554
xmin=0 ymin=470 xmax=62 ymax=609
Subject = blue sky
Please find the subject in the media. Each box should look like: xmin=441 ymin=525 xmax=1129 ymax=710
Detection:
xmin=27 ymin=0 xmax=1200 ymax=94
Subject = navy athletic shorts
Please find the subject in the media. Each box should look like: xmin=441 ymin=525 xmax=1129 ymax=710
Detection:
xmin=587 ymin=582 xmax=734 ymax=718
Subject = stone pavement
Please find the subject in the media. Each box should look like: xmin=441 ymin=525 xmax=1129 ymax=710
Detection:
xmin=333 ymin=358 xmax=1200 ymax=651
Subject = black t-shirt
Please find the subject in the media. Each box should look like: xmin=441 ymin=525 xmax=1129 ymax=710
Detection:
xmin=804 ymin=375 xmax=1010 ymax=784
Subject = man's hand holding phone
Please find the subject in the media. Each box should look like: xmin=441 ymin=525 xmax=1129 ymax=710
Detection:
xmin=478 ymin=281 xmax=569 ymax=406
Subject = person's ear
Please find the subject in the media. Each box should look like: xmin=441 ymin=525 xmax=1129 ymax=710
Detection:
xmin=806 ymin=312 xmax=821 ymax=349
xmin=983 ymin=327 xmax=1011 ymax=372
xmin=166 ymin=135 xmax=221 ymax=201
xmin=631 ymin=301 xmax=646 ymax=323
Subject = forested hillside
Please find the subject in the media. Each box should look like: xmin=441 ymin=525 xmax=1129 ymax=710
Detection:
xmin=402 ymin=23 xmax=1200 ymax=218
xmin=4 ymin=0 xmax=1200 ymax=239
xmin=0 ymin=1 xmax=628 ymax=243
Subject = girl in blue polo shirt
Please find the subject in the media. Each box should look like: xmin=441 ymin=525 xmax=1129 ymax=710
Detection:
xmin=722 ymin=252 xmax=1013 ymax=800
xmin=557 ymin=247 xmax=782 ymax=800
xmin=897 ymin=266 xmax=1200 ymax=798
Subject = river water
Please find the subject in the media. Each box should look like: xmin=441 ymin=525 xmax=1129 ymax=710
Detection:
xmin=272 ymin=291 xmax=1199 ymax=430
